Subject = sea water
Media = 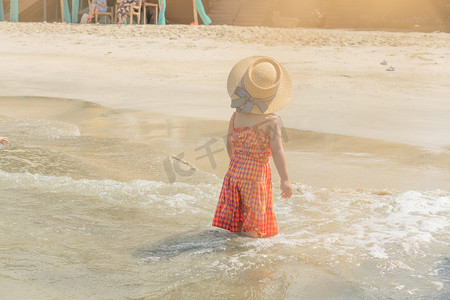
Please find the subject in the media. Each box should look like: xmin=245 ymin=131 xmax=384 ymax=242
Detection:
xmin=0 ymin=97 xmax=449 ymax=299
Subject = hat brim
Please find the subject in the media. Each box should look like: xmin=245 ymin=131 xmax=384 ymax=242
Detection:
xmin=227 ymin=56 xmax=292 ymax=114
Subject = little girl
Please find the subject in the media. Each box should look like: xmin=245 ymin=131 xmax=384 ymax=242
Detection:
xmin=213 ymin=56 xmax=293 ymax=238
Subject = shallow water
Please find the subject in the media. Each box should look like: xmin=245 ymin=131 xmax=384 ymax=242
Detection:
xmin=0 ymin=97 xmax=449 ymax=299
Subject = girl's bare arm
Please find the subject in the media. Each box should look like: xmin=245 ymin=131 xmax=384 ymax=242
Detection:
xmin=269 ymin=116 xmax=292 ymax=198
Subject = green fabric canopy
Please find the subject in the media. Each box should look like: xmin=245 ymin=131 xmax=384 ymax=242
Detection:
xmin=10 ymin=0 xmax=19 ymax=22
xmin=157 ymin=0 xmax=166 ymax=25
xmin=196 ymin=0 xmax=211 ymax=25
xmin=71 ymin=0 xmax=79 ymax=23
xmin=62 ymin=0 xmax=71 ymax=23
xmin=0 ymin=1 xmax=4 ymax=21
xmin=158 ymin=0 xmax=211 ymax=25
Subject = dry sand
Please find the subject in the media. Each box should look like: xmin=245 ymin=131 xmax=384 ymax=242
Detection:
xmin=1 ymin=23 xmax=449 ymax=190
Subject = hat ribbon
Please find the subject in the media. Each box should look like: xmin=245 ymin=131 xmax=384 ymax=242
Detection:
xmin=231 ymin=78 xmax=277 ymax=114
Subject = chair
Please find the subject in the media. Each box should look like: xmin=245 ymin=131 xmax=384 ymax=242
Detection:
xmin=88 ymin=0 xmax=114 ymax=24
xmin=116 ymin=0 xmax=143 ymax=24
xmin=143 ymin=0 xmax=158 ymax=25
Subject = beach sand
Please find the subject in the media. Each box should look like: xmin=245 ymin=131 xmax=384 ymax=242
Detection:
xmin=1 ymin=22 xmax=450 ymax=299
xmin=1 ymin=22 xmax=449 ymax=190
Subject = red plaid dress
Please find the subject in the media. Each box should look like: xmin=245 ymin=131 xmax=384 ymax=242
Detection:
xmin=212 ymin=112 xmax=278 ymax=237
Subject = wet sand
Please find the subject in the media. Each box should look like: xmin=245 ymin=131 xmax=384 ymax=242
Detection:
xmin=1 ymin=96 xmax=449 ymax=191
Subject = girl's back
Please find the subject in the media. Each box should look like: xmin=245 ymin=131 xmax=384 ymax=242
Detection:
xmin=230 ymin=112 xmax=275 ymax=162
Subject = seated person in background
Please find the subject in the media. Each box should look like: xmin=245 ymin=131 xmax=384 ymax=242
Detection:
xmin=87 ymin=0 xmax=108 ymax=23
xmin=116 ymin=0 xmax=137 ymax=24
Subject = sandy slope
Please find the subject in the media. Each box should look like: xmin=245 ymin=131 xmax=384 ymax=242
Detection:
xmin=1 ymin=23 xmax=449 ymax=147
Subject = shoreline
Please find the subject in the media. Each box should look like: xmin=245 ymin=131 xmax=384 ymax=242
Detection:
xmin=1 ymin=96 xmax=449 ymax=191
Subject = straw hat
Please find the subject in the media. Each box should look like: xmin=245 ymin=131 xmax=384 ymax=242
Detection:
xmin=227 ymin=56 xmax=292 ymax=114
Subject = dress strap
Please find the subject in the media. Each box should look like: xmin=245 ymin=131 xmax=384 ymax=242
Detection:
xmin=254 ymin=114 xmax=275 ymax=128
xmin=231 ymin=111 xmax=237 ymax=129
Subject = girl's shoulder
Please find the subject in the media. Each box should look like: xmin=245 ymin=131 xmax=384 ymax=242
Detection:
xmin=264 ymin=113 xmax=280 ymax=126
xmin=258 ymin=114 xmax=281 ymax=136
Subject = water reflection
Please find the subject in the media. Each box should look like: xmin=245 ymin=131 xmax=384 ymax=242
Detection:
xmin=135 ymin=230 xmax=239 ymax=261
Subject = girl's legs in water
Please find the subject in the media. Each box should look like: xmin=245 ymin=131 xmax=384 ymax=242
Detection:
xmin=237 ymin=222 xmax=259 ymax=238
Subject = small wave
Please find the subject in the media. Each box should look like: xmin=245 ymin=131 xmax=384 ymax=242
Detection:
xmin=0 ymin=119 xmax=80 ymax=138
xmin=0 ymin=170 xmax=448 ymax=298
xmin=0 ymin=170 xmax=221 ymax=215
xmin=1 ymin=171 xmax=448 ymax=260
